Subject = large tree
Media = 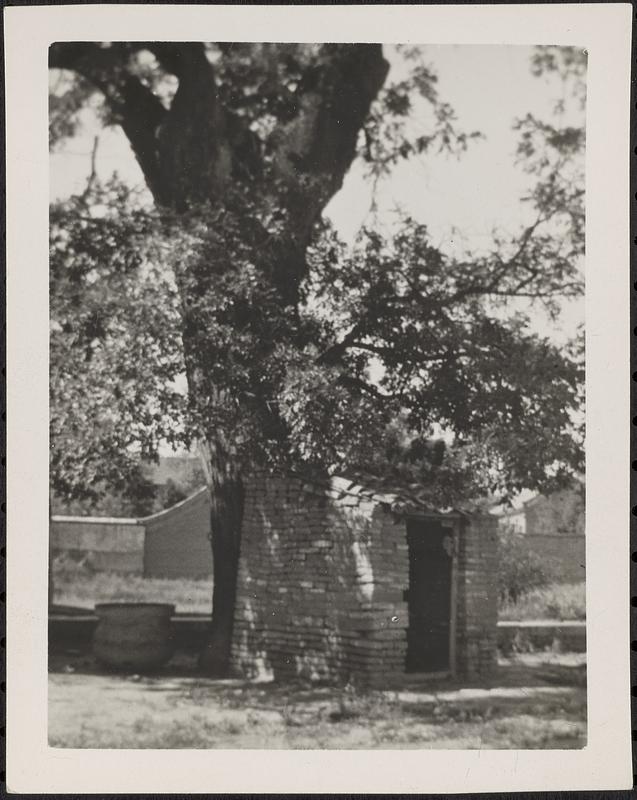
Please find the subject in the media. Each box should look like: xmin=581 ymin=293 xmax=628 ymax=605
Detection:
xmin=49 ymin=44 xmax=585 ymax=674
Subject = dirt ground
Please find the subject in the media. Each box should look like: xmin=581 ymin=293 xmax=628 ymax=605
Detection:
xmin=48 ymin=649 xmax=586 ymax=749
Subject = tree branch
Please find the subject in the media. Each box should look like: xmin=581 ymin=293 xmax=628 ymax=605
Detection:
xmin=336 ymin=372 xmax=399 ymax=401
xmin=81 ymin=135 xmax=100 ymax=200
xmin=271 ymin=45 xmax=389 ymax=245
xmin=316 ymin=319 xmax=369 ymax=365
xmin=49 ymin=42 xmax=169 ymax=199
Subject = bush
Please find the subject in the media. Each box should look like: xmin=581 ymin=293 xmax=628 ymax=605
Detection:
xmin=497 ymin=527 xmax=550 ymax=603
xmin=499 ymin=582 xmax=586 ymax=621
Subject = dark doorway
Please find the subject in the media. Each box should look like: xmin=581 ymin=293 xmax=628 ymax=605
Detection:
xmin=405 ymin=519 xmax=454 ymax=673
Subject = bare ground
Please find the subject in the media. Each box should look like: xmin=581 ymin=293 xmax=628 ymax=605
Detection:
xmin=48 ymin=650 xmax=586 ymax=749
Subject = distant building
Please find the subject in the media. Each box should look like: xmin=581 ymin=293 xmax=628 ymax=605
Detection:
xmin=524 ymin=487 xmax=585 ymax=538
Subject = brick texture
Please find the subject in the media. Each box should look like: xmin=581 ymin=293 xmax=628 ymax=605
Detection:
xmin=455 ymin=514 xmax=499 ymax=678
xmin=231 ymin=473 xmax=498 ymax=684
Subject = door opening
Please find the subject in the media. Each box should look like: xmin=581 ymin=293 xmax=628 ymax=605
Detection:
xmin=405 ymin=519 xmax=454 ymax=673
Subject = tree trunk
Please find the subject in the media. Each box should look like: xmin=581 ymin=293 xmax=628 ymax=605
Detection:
xmin=48 ymin=42 xmax=389 ymax=677
xmin=196 ymin=440 xmax=244 ymax=675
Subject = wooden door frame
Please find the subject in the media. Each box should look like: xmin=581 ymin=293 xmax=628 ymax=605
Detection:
xmin=440 ymin=517 xmax=459 ymax=678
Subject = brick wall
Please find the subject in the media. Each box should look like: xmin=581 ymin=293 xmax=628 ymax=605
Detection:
xmin=231 ymin=473 xmax=498 ymax=685
xmin=455 ymin=514 xmax=499 ymax=679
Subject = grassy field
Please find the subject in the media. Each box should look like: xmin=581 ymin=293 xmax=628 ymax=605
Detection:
xmin=498 ymin=582 xmax=585 ymax=622
xmin=48 ymin=652 xmax=586 ymax=749
xmin=50 ymin=563 xmax=587 ymax=749
xmin=52 ymin=556 xmax=212 ymax=614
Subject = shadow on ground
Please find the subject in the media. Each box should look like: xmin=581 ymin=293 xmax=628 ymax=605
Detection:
xmin=48 ymin=645 xmax=586 ymax=749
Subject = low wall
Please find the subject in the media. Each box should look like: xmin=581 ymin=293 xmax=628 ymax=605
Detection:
xmin=142 ymin=488 xmax=212 ymax=579
xmin=51 ymin=488 xmax=213 ymax=579
xmin=50 ymin=517 xmax=145 ymax=574
xmin=49 ymin=615 xmax=587 ymax=657
xmin=49 ymin=612 xmax=211 ymax=652
xmin=525 ymin=534 xmax=586 ymax=583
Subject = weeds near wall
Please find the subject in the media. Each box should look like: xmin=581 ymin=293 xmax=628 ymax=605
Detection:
xmin=497 ymin=527 xmax=551 ymax=603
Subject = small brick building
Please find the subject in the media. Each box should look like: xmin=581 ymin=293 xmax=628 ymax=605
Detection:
xmin=231 ymin=472 xmax=498 ymax=685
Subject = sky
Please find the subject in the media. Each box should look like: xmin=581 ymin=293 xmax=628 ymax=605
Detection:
xmin=327 ymin=45 xmax=559 ymax=244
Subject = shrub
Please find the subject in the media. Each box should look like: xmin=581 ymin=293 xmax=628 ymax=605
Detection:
xmin=497 ymin=527 xmax=550 ymax=603
xmin=499 ymin=582 xmax=586 ymax=621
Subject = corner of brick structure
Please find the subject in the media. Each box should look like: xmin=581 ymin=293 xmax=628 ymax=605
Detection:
xmin=231 ymin=473 xmax=499 ymax=685
xmin=454 ymin=512 xmax=499 ymax=680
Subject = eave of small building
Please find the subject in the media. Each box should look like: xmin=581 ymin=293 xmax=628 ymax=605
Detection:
xmin=274 ymin=470 xmax=482 ymax=518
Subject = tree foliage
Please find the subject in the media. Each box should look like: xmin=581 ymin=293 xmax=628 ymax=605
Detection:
xmin=50 ymin=179 xmax=186 ymax=504
xmin=49 ymin=44 xmax=586 ymax=510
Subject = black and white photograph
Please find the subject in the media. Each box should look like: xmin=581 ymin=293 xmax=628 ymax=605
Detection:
xmin=5 ymin=3 xmax=632 ymax=794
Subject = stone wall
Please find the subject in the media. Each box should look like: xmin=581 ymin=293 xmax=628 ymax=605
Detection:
xmin=142 ymin=488 xmax=213 ymax=579
xmin=525 ymin=534 xmax=586 ymax=583
xmin=231 ymin=473 xmax=498 ymax=685
xmin=51 ymin=487 xmax=213 ymax=579
xmin=524 ymin=489 xmax=585 ymax=582
xmin=495 ymin=487 xmax=586 ymax=584
xmin=50 ymin=517 xmax=144 ymax=574
xmin=232 ymin=474 xmax=408 ymax=685
xmin=525 ymin=488 xmax=584 ymax=537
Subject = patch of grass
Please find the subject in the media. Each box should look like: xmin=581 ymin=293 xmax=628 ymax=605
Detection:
xmin=52 ymin=555 xmax=212 ymax=614
xmin=499 ymin=582 xmax=585 ymax=622
xmin=48 ymin=674 xmax=587 ymax=749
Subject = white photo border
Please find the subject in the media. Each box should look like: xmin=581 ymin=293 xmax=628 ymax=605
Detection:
xmin=5 ymin=3 xmax=633 ymax=793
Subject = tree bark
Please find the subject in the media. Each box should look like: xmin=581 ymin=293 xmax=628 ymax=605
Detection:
xmin=196 ymin=440 xmax=244 ymax=675
xmin=49 ymin=42 xmax=389 ymax=675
